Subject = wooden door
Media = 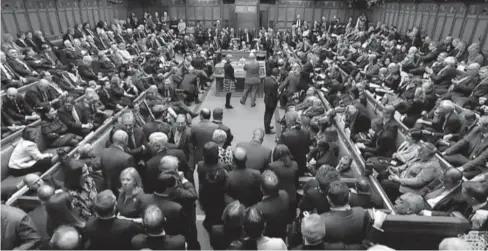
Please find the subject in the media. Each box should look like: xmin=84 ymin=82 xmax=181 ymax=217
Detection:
xmin=260 ymin=10 xmax=268 ymax=29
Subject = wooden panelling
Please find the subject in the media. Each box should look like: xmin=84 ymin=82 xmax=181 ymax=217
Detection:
xmin=372 ymin=1 xmax=488 ymax=53
xmin=2 ymin=0 xmax=126 ymax=39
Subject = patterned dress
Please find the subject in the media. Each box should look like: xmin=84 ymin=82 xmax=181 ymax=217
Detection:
xmin=218 ymin=146 xmax=233 ymax=171
xmin=68 ymin=167 xmax=98 ymax=221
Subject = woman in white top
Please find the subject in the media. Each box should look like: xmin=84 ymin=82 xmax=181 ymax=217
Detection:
xmin=233 ymin=208 xmax=287 ymax=250
xmin=8 ymin=127 xmax=53 ymax=177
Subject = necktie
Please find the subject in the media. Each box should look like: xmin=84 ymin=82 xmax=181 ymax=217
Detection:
xmin=129 ymin=131 xmax=136 ymax=149
xmin=17 ymin=59 xmax=30 ymax=72
xmin=14 ymin=99 xmax=21 ymax=113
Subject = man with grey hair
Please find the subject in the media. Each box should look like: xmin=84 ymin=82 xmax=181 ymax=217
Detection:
xmin=24 ymin=78 xmax=59 ymax=109
xmin=438 ymin=237 xmax=470 ymax=250
xmin=78 ymin=55 xmax=98 ymax=81
xmin=416 ymin=99 xmax=461 ymax=142
xmin=145 ymin=132 xmax=189 ymax=193
xmin=100 ymin=130 xmax=135 ymax=195
xmin=240 ymin=52 xmax=261 ymax=107
xmin=446 ymin=62 xmax=480 ymax=105
xmin=426 ymin=56 xmax=458 ymax=95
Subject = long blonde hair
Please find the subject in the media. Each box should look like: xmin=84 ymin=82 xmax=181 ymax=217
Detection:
xmin=119 ymin=167 xmax=143 ymax=195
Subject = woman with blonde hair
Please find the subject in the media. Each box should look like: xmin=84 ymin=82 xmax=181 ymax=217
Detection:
xmin=213 ymin=129 xmax=233 ymax=170
xmin=116 ymin=167 xmax=144 ymax=218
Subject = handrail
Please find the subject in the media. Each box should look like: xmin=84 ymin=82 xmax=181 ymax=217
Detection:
xmin=1 ymin=91 xmax=90 ymax=148
xmin=316 ymin=90 xmax=395 ymax=212
xmin=6 ymin=91 xmax=148 ymax=206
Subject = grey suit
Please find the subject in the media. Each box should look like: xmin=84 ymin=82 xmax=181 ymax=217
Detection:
xmin=191 ymin=120 xmax=219 ymax=165
xmin=236 ymin=140 xmax=272 ymax=172
xmin=241 ymin=60 xmax=261 ymax=105
xmin=100 ymin=145 xmax=135 ymax=194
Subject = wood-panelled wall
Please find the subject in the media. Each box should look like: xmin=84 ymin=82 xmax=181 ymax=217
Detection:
xmin=126 ymin=0 xmax=370 ymax=31
xmin=1 ymin=0 xmax=127 ymax=40
xmin=370 ymin=2 xmax=488 ymax=53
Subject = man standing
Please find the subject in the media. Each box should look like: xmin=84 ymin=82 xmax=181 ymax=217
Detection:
xmin=240 ymin=53 xmax=261 ymax=107
xmin=263 ymin=68 xmax=279 ymax=134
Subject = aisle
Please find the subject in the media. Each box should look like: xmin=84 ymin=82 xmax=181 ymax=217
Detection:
xmin=192 ymin=83 xmax=279 ymax=249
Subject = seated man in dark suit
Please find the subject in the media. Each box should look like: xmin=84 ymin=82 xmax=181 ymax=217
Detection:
xmin=84 ymin=190 xmax=142 ymax=250
xmin=98 ymin=81 xmax=124 ymax=111
xmin=22 ymin=48 xmax=56 ymax=72
xmin=349 ymin=177 xmax=375 ymax=209
xmin=355 ymin=117 xmax=396 ymax=159
xmin=442 ymin=116 xmax=488 ymax=179
xmin=24 ymin=79 xmax=60 ymax=111
xmin=6 ymin=48 xmax=40 ymax=78
xmin=57 ymin=95 xmax=93 ymax=137
xmin=416 ymin=100 xmax=462 ymax=145
xmin=132 ymin=205 xmax=186 ymax=250
xmin=426 ymin=56 xmax=458 ymax=95
xmin=299 ymin=166 xmax=340 ymax=214
xmin=1 ymin=51 xmax=37 ymax=88
xmin=3 ymin=87 xmax=39 ymax=125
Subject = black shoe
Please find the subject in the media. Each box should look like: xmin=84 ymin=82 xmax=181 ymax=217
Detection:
xmin=195 ymin=99 xmax=202 ymax=104
xmin=251 ymin=103 xmax=256 ymax=107
xmin=190 ymin=112 xmax=198 ymax=118
xmin=270 ymin=126 xmax=274 ymax=130
xmin=265 ymin=130 xmax=276 ymax=134
xmin=225 ymin=104 xmax=234 ymax=109
xmin=240 ymin=100 xmax=245 ymax=105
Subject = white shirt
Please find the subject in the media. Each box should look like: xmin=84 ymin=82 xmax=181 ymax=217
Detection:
xmin=9 ymin=139 xmax=44 ymax=169
xmin=118 ymin=50 xmax=132 ymax=62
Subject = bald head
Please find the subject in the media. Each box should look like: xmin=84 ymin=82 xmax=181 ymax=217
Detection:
xmin=39 ymin=79 xmax=50 ymax=90
xmin=6 ymin=88 xmax=18 ymax=96
xmin=50 ymin=225 xmax=81 ymax=250
xmin=200 ymin=108 xmax=211 ymax=120
xmin=233 ymin=147 xmax=247 ymax=165
xmin=444 ymin=56 xmax=456 ymax=66
xmin=439 ymin=237 xmax=470 ymax=250
xmin=112 ymin=130 xmax=128 ymax=146
xmin=143 ymin=205 xmax=165 ymax=235
xmin=24 ymin=174 xmax=43 ymax=191
xmin=251 ymin=128 xmax=265 ymax=143
xmin=37 ymin=185 xmax=55 ymax=202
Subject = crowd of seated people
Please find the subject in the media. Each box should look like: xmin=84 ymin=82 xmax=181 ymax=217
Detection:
xmin=2 ymin=12 xmax=488 ymax=251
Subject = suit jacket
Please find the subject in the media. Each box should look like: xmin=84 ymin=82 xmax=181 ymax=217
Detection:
xmin=25 ymin=38 xmax=39 ymax=53
xmin=15 ymin=39 xmax=29 ymax=49
xmin=279 ymin=127 xmax=313 ymax=174
xmin=279 ymin=72 xmax=299 ymax=96
xmin=254 ymin=190 xmax=290 ymax=239
xmin=299 ymin=179 xmax=330 ymax=214
xmin=84 ymin=217 xmax=143 ymax=250
xmin=226 ymin=168 xmax=262 ymax=207
xmin=27 ymin=205 xmax=49 ymax=241
xmin=139 ymin=193 xmax=187 ymax=235
xmin=320 ymin=207 xmax=370 ymax=244
xmin=98 ymin=88 xmax=119 ymax=110
xmin=1 ymin=205 xmax=41 ymax=250
xmin=24 ymin=86 xmax=58 ymax=111
xmin=362 ymin=129 xmax=396 ymax=158
xmin=471 ymin=77 xmax=488 ymax=99
xmin=264 ymin=76 xmax=279 ymax=106
xmin=132 ymin=234 xmax=186 ymax=250
xmin=3 ymin=96 xmax=33 ymax=121
xmin=213 ymin=120 xmax=233 ymax=149
xmin=78 ymin=65 xmax=98 ymax=81
xmin=63 ymin=33 xmax=74 ymax=43
xmin=445 ymin=127 xmax=488 ymax=171
xmin=7 ymin=58 xmax=35 ymax=77
xmin=431 ymin=66 xmax=457 ymax=94
xmin=452 ymin=75 xmax=479 ymax=97
xmin=143 ymin=120 xmax=172 ymax=139
xmin=57 ymin=106 xmax=90 ymax=134
xmin=144 ymin=149 xmax=189 ymax=194
xmin=100 ymin=145 xmax=135 ymax=193
xmin=236 ymin=140 xmax=272 ymax=172
xmin=191 ymin=120 xmax=219 ymax=163
xmin=240 ymin=32 xmax=253 ymax=44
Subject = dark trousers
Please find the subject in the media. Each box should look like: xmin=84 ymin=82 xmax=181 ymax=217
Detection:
xmin=264 ymin=101 xmax=277 ymax=132
xmin=9 ymin=158 xmax=53 ymax=177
